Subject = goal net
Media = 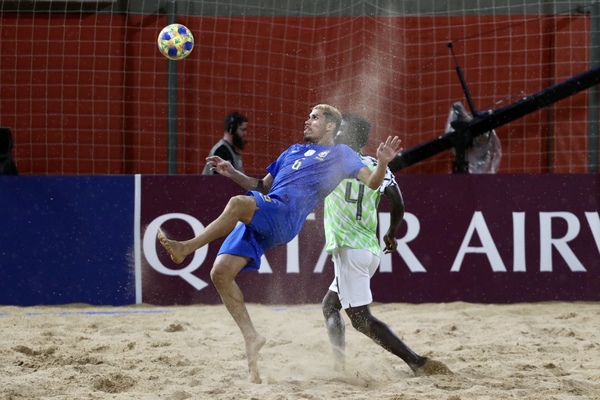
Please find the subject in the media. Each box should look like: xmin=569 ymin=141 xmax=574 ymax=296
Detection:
xmin=0 ymin=0 xmax=597 ymax=174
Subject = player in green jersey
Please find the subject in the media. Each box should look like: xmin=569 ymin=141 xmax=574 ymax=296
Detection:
xmin=321 ymin=113 xmax=452 ymax=376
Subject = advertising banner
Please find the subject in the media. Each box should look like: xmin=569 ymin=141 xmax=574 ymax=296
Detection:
xmin=0 ymin=176 xmax=136 ymax=306
xmin=140 ymin=174 xmax=600 ymax=305
xmin=2 ymin=174 xmax=598 ymax=306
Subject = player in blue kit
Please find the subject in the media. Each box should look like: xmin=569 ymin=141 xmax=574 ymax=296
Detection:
xmin=157 ymin=104 xmax=401 ymax=383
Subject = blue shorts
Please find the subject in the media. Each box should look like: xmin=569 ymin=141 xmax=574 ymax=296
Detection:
xmin=218 ymin=191 xmax=296 ymax=271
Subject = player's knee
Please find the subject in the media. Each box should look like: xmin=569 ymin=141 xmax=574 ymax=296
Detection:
xmin=322 ymin=300 xmax=334 ymax=318
xmin=227 ymin=194 xmax=246 ymax=207
xmin=224 ymin=195 xmax=243 ymax=214
xmin=209 ymin=267 xmax=221 ymax=287
xmin=347 ymin=309 xmax=374 ymax=334
xmin=322 ymin=291 xmax=341 ymax=318
xmin=226 ymin=195 xmax=256 ymax=223
xmin=210 ymin=260 xmax=229 ymax=288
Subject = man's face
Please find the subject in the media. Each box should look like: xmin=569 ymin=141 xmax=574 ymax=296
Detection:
xmin=303 ymin=109 xmax=333 ymax=144
xmin=232 ymin=121 xmax=248 ymax=150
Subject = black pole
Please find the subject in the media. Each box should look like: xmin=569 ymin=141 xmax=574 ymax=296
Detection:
xmin=448 ymin=42 xmax=478 ymax=117
xmin=166 ymin=0 xmax=178 ymax=175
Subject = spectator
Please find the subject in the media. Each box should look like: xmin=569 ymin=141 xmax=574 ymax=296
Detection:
xmin=202 ymin=112 xmax=248 ymax=175
xmin=0 ymin=127 xmax=18 ymax=176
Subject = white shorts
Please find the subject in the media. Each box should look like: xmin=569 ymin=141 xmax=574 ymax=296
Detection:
xmin=328 ymin=247 xmax=380 ymax=309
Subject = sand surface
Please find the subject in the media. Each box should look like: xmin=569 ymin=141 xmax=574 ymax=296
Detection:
xmin=1 ymin=301 xmax=599 ymax=399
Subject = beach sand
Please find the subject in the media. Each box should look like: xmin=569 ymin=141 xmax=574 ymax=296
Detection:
xmin=1 ymin=301 xmax=599 ymax=399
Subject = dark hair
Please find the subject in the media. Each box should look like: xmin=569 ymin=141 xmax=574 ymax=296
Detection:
xmin=223 ymin=111 xmax=248 ymax=134
xmin=342 ymin=113 xmax=371 ymax=148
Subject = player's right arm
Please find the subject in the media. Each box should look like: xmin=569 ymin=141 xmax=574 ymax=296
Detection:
xmin=206 ymin=155 xmax=273 ymax=194
xmin=356 ymin=136 xmax=401 ymax=190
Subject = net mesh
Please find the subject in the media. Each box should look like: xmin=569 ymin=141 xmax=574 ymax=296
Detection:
xmin=0 ymin=1 xmax=597 ymax=174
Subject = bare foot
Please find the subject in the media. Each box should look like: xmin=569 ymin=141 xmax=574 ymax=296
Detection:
xmin=246 ymin=334 xmax=267 ymax=384
xmin=157 ymin=229 xmax=187 ymax=264
xmin=414 ymin=358 xmax=453 ymax=376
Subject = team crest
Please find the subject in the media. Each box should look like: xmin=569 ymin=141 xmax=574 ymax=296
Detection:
xmin=315 ymin=150 xmax=330 ymax=161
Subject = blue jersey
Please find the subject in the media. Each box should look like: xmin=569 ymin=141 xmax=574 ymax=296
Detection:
xmin=266 ymin=143 xmax=366 ymax=234
xmin=219 ymin=142 xmax=365 ymax=270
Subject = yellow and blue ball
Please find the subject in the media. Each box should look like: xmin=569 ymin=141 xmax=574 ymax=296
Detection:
xmin=157 ymin=24 xmax=194 ymax=60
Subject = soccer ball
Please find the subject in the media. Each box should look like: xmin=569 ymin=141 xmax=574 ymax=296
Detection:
xmin=157 ymin=24 xmax=194 ymax=60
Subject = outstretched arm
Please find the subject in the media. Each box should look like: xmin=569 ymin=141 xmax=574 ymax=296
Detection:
xmin=356 ymin=136 xmax=402 ymax=190
xmin=206 ymin=156 xmax=273 ymax=194
xmin=382 ymin=183 xmax=405 ymax=254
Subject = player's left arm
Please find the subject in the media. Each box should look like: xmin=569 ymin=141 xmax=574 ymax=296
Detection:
xmin=207 ymin=155 xmax=273 ymax=194
xmin=382 ymin=183 xmax=405 ymax=254
xmin=357 ymin=136 xmax=401 ymax=190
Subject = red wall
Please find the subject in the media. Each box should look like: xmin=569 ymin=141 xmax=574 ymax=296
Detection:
xmin=0 ymin=13 xmax=593 ymax=175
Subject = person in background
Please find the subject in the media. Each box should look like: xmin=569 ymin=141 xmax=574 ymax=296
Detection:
xmin=158 ymin=104 xmax=402 ymax=383
xmin=0 ymin=127 xmax=18 ymax=176
xmin=202 ymin=111 xmax=248 ymax=175
xmin=321 ymin=113 xmax=452 ymax=376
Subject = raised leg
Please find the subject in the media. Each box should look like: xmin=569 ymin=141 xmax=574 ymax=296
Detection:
xmin=157 ymin=195 xmax=257 ymax=264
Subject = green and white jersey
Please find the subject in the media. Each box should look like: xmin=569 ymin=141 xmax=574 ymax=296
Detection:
xmin=324 ymin=153 xmax=398 ymax=256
